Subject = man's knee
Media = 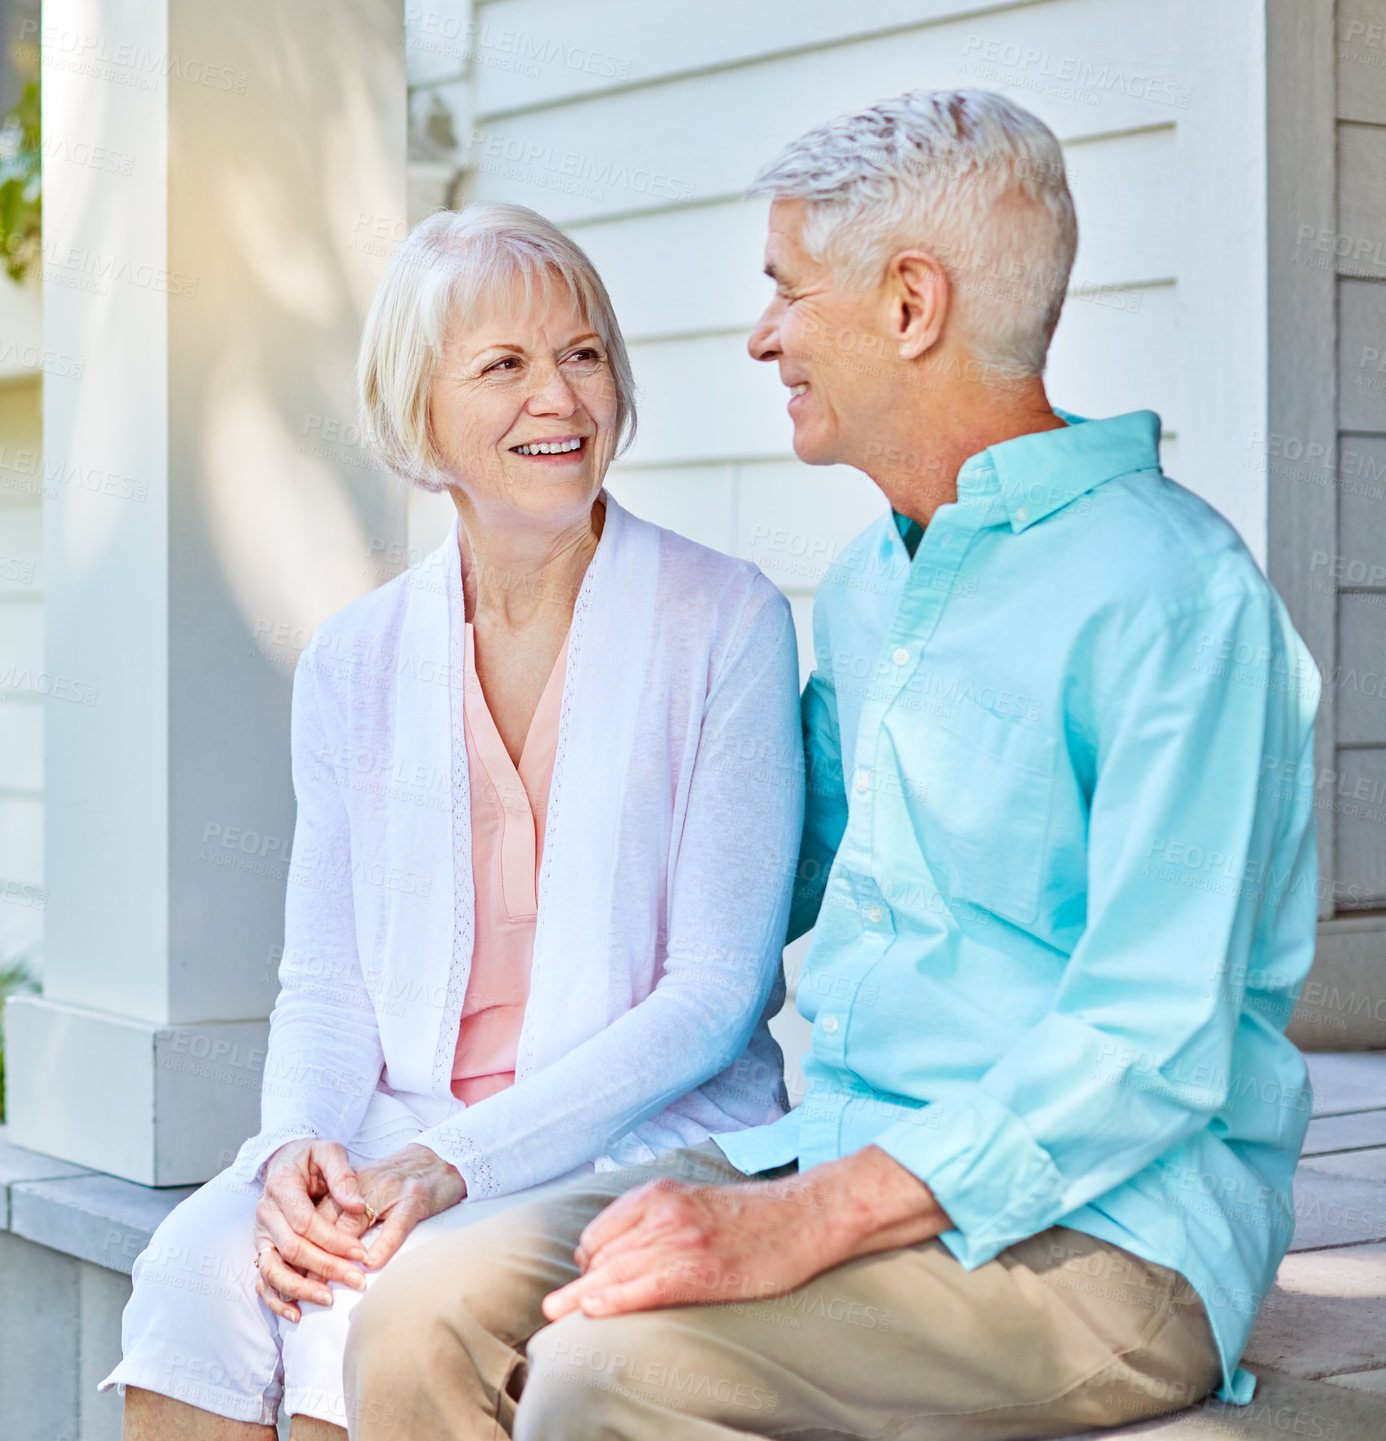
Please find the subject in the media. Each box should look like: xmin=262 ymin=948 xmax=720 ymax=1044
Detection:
xmin=519 ymin=1309 xmax=746 ymax=1439
xmin=518 ymin=1313 xmax=648 ymax=1440
xmin=345 ymin=1227 xmax=531 ymax=1389
xmin=344 ymin=1249 xmax=450 ymax=1391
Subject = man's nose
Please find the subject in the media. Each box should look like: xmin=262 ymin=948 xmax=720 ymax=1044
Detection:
xmin=747 ymin=303 xmax=780 ymax=362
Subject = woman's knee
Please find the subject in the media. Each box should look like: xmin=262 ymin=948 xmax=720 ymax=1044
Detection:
xmin=115 ymin=1171 xmax=280 ymax=1414
xmin=135 ymin=1171 xmax=260 ymax=1294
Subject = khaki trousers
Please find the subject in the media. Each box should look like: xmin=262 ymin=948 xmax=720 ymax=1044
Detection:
xmin=343 ymin=1143 xmax=1220 ymax=1440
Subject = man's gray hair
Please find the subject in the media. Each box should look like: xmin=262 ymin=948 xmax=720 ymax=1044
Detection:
xmin=750 ymin=89 xmax=1078 ymax=378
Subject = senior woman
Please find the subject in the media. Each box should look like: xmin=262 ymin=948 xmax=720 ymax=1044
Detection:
xmin=102 ymin=203 xmax=802 ymax=1439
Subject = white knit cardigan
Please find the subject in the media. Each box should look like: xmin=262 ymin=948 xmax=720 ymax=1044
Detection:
xmin=233 ymin=493 xmax=803 ymax=1198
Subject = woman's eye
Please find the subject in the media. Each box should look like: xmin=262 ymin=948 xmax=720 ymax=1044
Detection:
xmin=564 ymin=348 xmax=603 ymax=366
xmin=486 ymin=357 xmax=520 ymax=374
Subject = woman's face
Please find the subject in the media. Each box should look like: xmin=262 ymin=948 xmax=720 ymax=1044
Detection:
xmin=428 ymin=273 xmax=620 ymax=533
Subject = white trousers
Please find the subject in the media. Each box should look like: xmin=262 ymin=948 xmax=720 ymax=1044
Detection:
xmin=99 ymin=1156 xmax=586 ymax=1428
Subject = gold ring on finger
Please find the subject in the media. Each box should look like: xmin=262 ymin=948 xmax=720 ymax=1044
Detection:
xmin=363 ymin=1202 xmax=378 ymax=1228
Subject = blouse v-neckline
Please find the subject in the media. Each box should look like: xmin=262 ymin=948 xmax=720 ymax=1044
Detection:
xmin=463 ymin=624 xmax=569 ymax=788
xmin=461 ymin=623 xmax=569 ymax=919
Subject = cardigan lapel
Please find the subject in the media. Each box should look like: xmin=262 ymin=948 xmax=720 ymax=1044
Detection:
xmin=519 ymin=492 xmax=661 ymax=1077
xmin=368 ymin=523 xmax=475 ymax=1101
xmin=385 ymin=494 xmax=661 ymax=1098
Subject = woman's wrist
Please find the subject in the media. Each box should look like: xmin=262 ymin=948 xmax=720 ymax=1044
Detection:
xmin=410 ymin=1143 xmax=466 ymax=1200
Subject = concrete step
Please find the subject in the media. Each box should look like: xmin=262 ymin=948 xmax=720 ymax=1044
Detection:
xmin=1063 ymin=1368 xmax=1386 ymax=1438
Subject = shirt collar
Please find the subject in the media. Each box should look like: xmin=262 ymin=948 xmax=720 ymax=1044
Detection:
xmin=954 ymin=409 xmax=1163 ymax=532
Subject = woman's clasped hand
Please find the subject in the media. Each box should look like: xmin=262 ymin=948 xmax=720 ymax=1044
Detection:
xmin=252 ymin=1140 xmax=465 ymax=1322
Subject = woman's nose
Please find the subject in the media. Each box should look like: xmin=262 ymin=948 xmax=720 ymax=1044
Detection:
xmin=526 ymin=362 xmax=579 ymax=414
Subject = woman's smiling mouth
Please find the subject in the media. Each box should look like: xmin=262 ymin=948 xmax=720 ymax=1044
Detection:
xmin=512 ymin=436 xmax=587 ymax=457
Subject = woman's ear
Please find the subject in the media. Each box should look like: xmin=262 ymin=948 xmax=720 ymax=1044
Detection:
xmin=886 ymin=250 xmax=949 ymax=360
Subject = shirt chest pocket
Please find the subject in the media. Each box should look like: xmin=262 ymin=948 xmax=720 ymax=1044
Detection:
xmin=905 ymin=699 xmax=1058 ymax=926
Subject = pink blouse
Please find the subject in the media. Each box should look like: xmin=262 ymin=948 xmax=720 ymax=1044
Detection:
xmin=451 ymin=623 xmax=568 ymax=1105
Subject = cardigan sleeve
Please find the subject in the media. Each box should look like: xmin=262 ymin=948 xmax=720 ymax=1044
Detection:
xmin=412 ymin=577 xmax=804 ymax=1197
xmin=232 ymin=637 xmax=384 ymax=1182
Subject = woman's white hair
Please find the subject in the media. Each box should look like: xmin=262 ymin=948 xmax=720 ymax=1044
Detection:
xmin=750 ymin=89 xmax=1078 ymax=378
xmin=358 ymin=202 xmax=637 ymax=492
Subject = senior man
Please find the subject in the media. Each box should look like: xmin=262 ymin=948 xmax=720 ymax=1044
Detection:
xmin=344 ymin=89 xmax=1320 ymax=1440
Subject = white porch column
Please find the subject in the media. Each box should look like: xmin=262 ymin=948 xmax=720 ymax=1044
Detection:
xmin=4 ymin=0 xmax=407 ymax=1184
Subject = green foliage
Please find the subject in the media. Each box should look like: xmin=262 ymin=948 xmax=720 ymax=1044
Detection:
xmin=0 ymin=74 xmax=39 ymax=284
xmin=0 ymin=951 xmax=39 ymax=1122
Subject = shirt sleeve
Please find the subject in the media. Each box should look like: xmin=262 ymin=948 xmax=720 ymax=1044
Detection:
xmin=789 ymin=600 xmax=849 ymax=942
xmin=413 ymin=581 xmax=806 ymax=1198
xmin=233 ymin=638 xmax=383 ymax=1182
xmin=874 ymin=589 xmax=1320 ymax=1261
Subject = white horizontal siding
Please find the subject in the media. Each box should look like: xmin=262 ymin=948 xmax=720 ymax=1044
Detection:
xmin=1338 ymin=122 xmax=1386 ymax=281
xmin=1335 ymin=748 xmax=1386 ymax=906
xmin=0 ymin=600 xmax=42 ymax=696
xmin=568 ymin=124 xmax=1179 ymax=345
xmin=0 ymin=779 xmax=43 ymax=979
xmin=0 ymin=502 xmax=42 ymax=594
xmin=0 ymin=370 xmax=43 ymax=955
xmin=1332 ymin=1 xmax=1386 ymax=906
xmin=407 ymin=483 xmax=459 ymax=564
xmin=568 ymin=201 xmax=780 ymax=342
xmin=1339 ymin=279 xmax=1386 ymax=433
xmin=1337 ymin=594 xmax=1386 ymax=747
xmin=1338 ymin=0 xmax=1386 ymax=126
xmin=0 ymin=701 xmax=42 ymax=794
xmin=451 ymin=0 xmax=1269 ymax=571
xmin=734 ymin=460 xmax=888 ymax=586
xmin=1338 ymin=438 xmax=1386 ymax=550
xmin=604 ymin=464 xmax=737 ymax=553
xmin=1061 ymin=124 xmax=1179 ymax=288
xmin=621 ymin=332 xmax=793 ymax=466
xmin=0 ymin=277 xmax=43 ymax=385
xmin=1044 ymin=281 xmax=1180 ymax=426
xmin=607 ymin=279 xmax=1179 ymax=472
xmin=606 ymin=457 xmax=886 ymax=686
xmin=0 ymin=796 xmax=41 ymax=885
xmin=472 ymin=0 xmax=1024 ymax=113
xmin=465 ymin=0 xmax=1195 ymax=226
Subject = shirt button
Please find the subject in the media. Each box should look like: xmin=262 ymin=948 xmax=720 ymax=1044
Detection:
xmin=821 ymin=1016 xmax=840 ymax=1034
xmin=854 ymin=770 xmax=870 ymax=794
xmin=1015 ymin=506 xmax=1031 ymax=524
xmin=891 ymin=646 xmax=910 ymax=666
xmin=865 ymin=904 xmax=885 ymax=924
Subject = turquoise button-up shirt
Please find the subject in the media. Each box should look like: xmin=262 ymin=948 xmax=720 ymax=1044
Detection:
xmin=717 ymin=410 xmax=1321 ymax=1403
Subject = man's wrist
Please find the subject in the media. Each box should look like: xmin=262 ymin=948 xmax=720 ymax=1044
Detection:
xmin=806 ymin=1145 xmax=951 ymax=1263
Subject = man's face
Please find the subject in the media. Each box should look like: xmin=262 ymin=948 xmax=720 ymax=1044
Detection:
xmin=747 ymin=198 xmax=893 ymax=468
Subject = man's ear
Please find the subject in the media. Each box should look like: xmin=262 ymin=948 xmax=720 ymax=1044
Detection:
xmin=886 ymin=250 xmax=949 ymax=360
